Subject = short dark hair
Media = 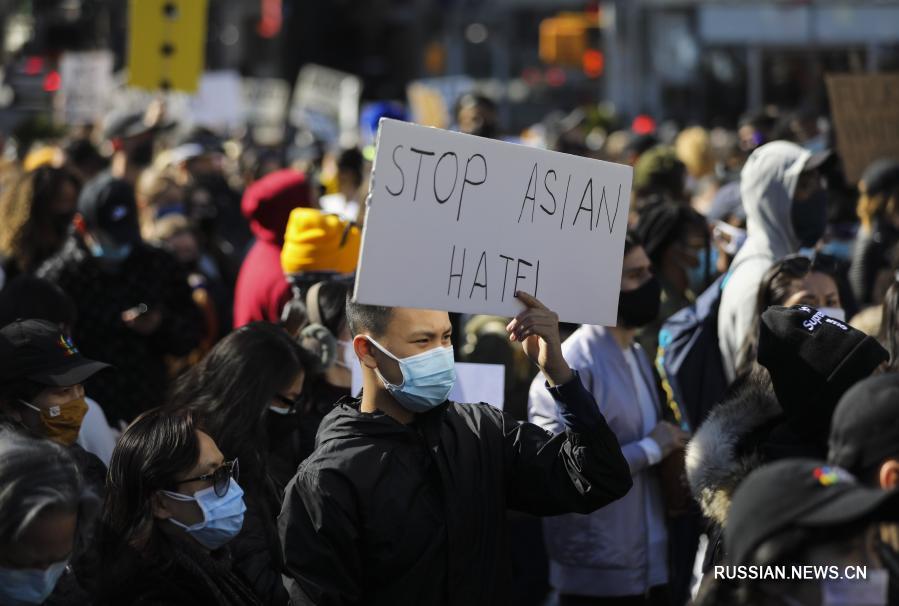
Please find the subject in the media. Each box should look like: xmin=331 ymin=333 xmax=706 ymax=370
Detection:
xmin=345 ymin=293 xmax=393 ymax=338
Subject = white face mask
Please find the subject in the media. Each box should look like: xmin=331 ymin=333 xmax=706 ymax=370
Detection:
xmin=819 ymin=307 xmax=846 ymax=322
xmin=822 ymin=569 xmax=888 ymax=605
xmin=336 ymin=340 xmax=356 ymax=370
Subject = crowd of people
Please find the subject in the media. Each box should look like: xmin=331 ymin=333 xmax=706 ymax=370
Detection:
xmin=0 ymin=90 xmax=898 ymax=606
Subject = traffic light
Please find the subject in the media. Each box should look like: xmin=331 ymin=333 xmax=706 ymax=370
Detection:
xmin=539 ymin=14 xmax=588 ymax=67
xmin=539 ymin=11 xmax=604 ymax=78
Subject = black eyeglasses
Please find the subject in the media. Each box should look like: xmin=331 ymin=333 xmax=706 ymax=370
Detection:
xmin=177 ymin=459 xmax=239 ymax=497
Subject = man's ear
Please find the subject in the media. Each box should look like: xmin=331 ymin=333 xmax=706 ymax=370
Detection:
xmin=879 ymin=459 xmax=899 ymax=490
xmin=354 ymin=335 xmax=378 ymax=370
xmin=151 ymin=492 xmax=173 ymax=520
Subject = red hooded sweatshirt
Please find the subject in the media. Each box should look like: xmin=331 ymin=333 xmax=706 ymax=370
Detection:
xmin=233 ymin=169 xmax=310 ymax=328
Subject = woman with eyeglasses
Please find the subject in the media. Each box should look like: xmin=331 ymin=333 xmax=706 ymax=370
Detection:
xmin=734 ymin=253 xmax=844 ymax=378
xmin=98 ymin=407 xmax=259 ymax=606
xmin=168 ymin=322 xmax=318 ymax=606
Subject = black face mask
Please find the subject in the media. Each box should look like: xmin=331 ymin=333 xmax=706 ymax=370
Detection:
xmin=128 ymin=139 xmax=155 ymax=167
xmin=617 ymin=276 xmax=662 ymax=328
xmin=50 ymin=212 xmax=75 ymax=239
xmin=791 ymin=190 xmax=828 ymax=248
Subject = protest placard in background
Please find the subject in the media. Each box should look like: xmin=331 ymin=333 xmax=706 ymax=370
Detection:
xmin=826 ymin=73 xmax=899 ymax=183
xmin=351 ymin=361 xmax=506 ymax=410
xmin=188 ymin=71 xmax=244 ymax=131
xmin=353 ymin=119 xmax=633 ymax=326
xmin=242 ymin=77 xmax=290 ymax=144
xmin=291 ymin=64 xmax=361 ymax=147
xmin=57 ymin=51 xmax=114 ymax=125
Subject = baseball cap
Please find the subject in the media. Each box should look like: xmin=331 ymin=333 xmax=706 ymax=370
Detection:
xmin=726 ymin=459 xmax=899 ymax=566
xmin=78 ymin=174 xmax=142 ymax=246
xmin=829 ymin=374 xmax=899 ymax=475
xmin=757 ymin=305 xmax=888 ymax=432
xmin=860 ymin=159 xmax=899 ymax=198
xmin=103 ymin=110 xmax=174 ymax=141
xmin=0 ymin=319 xmax=110 ymax=386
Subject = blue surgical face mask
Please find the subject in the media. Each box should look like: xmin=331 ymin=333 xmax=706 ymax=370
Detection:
xmin=820 ymin=239 xmax=854 ymax=262
xmin=686 ymin=247 xmax=718 ymax=294
xmin=159 ymin=478 xmax=246 ymax=550
xmin=0 ymin=559 xmax=68 ymax=604
xmin=89 ymin=240 xmax=132 ymax=262
xmin=367 ymin=337 xmax=456 ymax=413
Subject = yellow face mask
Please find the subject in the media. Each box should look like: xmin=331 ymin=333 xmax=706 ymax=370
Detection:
xmin=19 ymin=397 xmax=88 ymax=446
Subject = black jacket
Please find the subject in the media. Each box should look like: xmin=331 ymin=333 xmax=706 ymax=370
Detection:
xmin=37 ymin=237 xmax=203 ymax=423
xmin=278 ymin=374 xmax=631 ymax=606
xmin=99 ymin=533 xmax=261 ymax=606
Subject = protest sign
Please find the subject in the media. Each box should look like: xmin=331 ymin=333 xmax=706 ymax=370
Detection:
xmin=291 ymin=64 xmax=361 ymax=147
xmin=826 ymin=73 xmax=899 ymax=183
xmin=57 ymin=51 xmax=114 ymax=124
xmin=407 ymin=75 xmax=474 ymax=129
xmin=351 ymin=361 xmax=506 ymax=410
xmin=188 ymin=71 xmax=244 ymax=131
xmin=354 ymin=119 xmax=632 ymax=326
xmin=242 ymin=77 xmax=290 ymax=144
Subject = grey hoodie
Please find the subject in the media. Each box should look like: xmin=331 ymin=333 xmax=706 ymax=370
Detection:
xmin=717 ymin=141 xmax=811 ymax=381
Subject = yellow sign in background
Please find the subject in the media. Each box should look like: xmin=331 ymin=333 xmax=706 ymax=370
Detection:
xmin=127 ymin=0 xmax=208 ymax=93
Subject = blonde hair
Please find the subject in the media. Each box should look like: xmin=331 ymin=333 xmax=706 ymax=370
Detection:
xmin=675 ymin=127 xmax=714 ymax=179
xmin=857 ymin=181 xmax=898 ymax=231
xmin=0 ymin=168 xmax=79 ymax=274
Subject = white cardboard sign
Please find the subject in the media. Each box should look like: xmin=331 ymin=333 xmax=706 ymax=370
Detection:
xmin=353 ymin=119 xmax=632 ymax=326
xmin=57 ymin=51 xmax=114 ymax=124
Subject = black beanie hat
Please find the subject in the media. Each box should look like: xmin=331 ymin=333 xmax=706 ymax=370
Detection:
xmin=757 ymin=305 xmax=888 ymax=439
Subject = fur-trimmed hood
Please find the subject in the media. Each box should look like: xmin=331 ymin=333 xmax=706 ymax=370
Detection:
xmin=686 ymin=374 xmax=781 ymax=526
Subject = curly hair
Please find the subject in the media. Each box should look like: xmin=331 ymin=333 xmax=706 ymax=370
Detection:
xmin=0 ymin=166 xmax=81 ymax=273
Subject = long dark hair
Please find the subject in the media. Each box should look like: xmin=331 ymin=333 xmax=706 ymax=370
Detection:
xmin=169 ymin=323 xmax=313 ymax=496
xmin=102 ymin=407 xmax=201 ymax=554
xmin=736 ymin=254 xmax=840 ymax=377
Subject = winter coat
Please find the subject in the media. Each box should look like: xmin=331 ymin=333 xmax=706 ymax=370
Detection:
xmin=717 ymin=142 xmax=811 ymax=382
xmin=529 ymin=325 xmax=668 ymax=597
xmin=98 ymin=533 xmax=262 ymax=606
xmin=267 ymin=377 xmax=349 ymax=495
xmin=233 ymin=170 xmax=310 ymax=328
xmin=685 ymin=371 xmax=826 ymax=570
xmin=37 ymin=237 xmax=204 ymax=424
xmin=848 ymin=220 xmax=899 ymax=306
xmin=278 ymin=376 xmax=632 ymax=606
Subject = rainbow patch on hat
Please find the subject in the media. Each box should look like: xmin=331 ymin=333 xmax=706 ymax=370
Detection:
xmin=58 ymin=334 xmax=79 ymax=356
xmin=813 ymin=466 xmax=847 ymax=487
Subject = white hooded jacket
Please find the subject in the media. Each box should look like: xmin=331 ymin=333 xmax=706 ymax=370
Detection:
xmin=717 ymin=141 xmax=811 ymax=381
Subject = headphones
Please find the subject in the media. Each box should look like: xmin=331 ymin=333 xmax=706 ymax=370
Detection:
xmin=281 ymin=279 xmax=339 ymax=370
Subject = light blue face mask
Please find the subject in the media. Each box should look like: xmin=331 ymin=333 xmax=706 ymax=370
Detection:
xmin=159 ymin=478 xmax=246 ymax=550
xmin=367 ymin=337 xmax=456 ymax=413
xmin=0 ymin=559 xmax=68 ymax=604
xmin=687 ymin=247 xmax=719 ymax=294
xmin=89 ymin=240 xmax=132 ymax=262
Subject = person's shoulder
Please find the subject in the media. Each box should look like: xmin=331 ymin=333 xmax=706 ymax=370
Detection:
xmin=36 ymin=238 xmax=84 ymax=279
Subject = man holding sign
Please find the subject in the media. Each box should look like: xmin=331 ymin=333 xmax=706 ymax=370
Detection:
xmin=278 ymin=291 xmax=632 ymax=605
